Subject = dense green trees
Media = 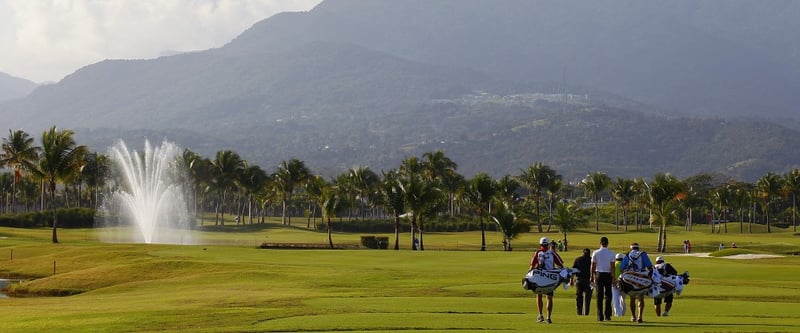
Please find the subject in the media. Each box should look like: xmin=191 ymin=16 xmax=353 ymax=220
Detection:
xmin=2 ymin=126 xmax=798 ymax=250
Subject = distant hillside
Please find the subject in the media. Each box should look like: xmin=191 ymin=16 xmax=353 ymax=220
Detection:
xmin=227 ymin=0 xmax=800 ymax=119
xmin=1 ymin=0 xmax=799 ymax=182
xmin=0 ymin=72 xmax=37 ymax=102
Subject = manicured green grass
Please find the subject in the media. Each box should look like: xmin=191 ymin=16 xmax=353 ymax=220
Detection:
xmin=1 ymin=223 xmax=799 ymax=332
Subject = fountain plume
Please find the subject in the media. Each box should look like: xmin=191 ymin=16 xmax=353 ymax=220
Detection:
xmin=96 ymin=140 xmax=192 ymax=244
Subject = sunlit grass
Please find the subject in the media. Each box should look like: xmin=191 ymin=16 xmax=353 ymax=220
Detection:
xmin=0 ymin=222 xmax=798 ymax=332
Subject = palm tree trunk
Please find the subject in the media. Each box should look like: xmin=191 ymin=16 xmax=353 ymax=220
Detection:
xmin=594 ymin=201 xmax=600 ymax=231
xmin=50 ymin=188 xmax=59 ymax=243
xmin=479 ymin=210 xmax=486 ymax=251
xmin=327 ymin=217 xmax=333 ymax=249
xmin=623 ymin=207 xmax=628 ymax=231
xmin=418 ymin=222 xmax=424 ymax=251
xmin=794 ymin=194 xmax=797 ymax=232
xmin=411 ymin=217 xmax=418 ymax=250
xmin=393 ymin=216 xmax=400 ymax=250
xmin=535 ymin=199 xmax=543 ymax=232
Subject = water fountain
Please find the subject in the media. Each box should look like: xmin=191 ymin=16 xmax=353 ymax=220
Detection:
xmin=96 ymin=140 xmax=193 ymax=244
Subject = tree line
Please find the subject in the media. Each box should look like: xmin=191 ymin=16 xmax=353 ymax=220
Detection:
xmin=2 ymin=127 xmax=799 ymax=250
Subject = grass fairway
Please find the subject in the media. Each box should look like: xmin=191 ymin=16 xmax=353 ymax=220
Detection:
xmin=1 ymin=224 xmax=799 ymax=332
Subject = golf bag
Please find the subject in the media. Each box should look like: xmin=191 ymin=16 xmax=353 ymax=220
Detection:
xmin=617 ymin=270 xmax=662 ymax=297
xmin=522 ymin=268 xmax=579 ymax=294
xmin=654 ymin=271 xmax=690 ymax=299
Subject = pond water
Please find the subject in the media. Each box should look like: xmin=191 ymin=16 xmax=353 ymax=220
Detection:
xmin=0 ymin=279 xmax=9 ymax=298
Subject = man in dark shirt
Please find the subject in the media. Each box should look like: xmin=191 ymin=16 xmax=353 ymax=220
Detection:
xmin=571 ymin=248 xmax=593 ymax=316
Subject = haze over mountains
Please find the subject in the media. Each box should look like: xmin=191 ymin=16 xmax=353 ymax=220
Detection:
xmin=0 ymin=72 xmax=37 ymax=102
xmin=1 ymin=0 xmax=799 ymax=181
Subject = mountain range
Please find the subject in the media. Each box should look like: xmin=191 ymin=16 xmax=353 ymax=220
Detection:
xmin=1 ymin=0 xmax=799 ymax=182
xmin=0 ymin=72 xmax=37 ymax=102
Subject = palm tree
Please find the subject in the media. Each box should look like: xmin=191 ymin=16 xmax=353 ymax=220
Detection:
xmin=632 ymin=177 xmax=649 ymax=230
xmin=304 ymin=175 xmax=328 ymax=228
xmin=581 ymin=171 xmax=611 ymax=231
xmin=710 ymin=184 xmax=733 ymax=233
xmin=490 ymin=199 xmax=530 ymax=251
xmin=422 ymin=150 xmax=460 ymax=216
xmin=348 ymin=166 xmax=379 ymax=220
xmin=211 ymin=150 xmax=245 ymax=225
xmin=519 ymin=163 xmax=558 ymax=232
xmin=465 ymin=173 xmax=497 ymax=251
xmin=728 ymin=181 xmax=752 ymax=233
xmin=81 ymin=152 xmax=110 ymax=210
xmin=756 ymin=172 xmax=783 ymax=233
xmin=273 ymin=159 xmax=310 ymax=226
xmin=380 ymin=170 xmax=406 ymax=250
xmin=783 ymin=169 xmax=800 ymax=232
xmin=30 ymin=126 xmax=87 ymax=243
xmin=318 ymin=183 xmax=342 ymax=249
xmin=551 ymin=202 xmax=589 ymax=252
xmin=399 ymin=172 xmax=442 ymax=251
xmin=544 ymin=176 xmax=563 ymax=232
xmin=496 ymin=174 xmax=520 ymax=206
xmin=610 ymin=177 xmax=636 ymax=231
xmin=237 ymin=164 xmax=267 ymax=224
xmin=1 ymin=129 xmax=40 ymax=213
xmin=648 ymin=173 xmax=686 ymax=252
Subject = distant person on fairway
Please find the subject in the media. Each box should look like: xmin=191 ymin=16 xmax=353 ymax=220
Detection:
xmin=590 ymin=236 xmax=616 ymax=321
xmin=571 ymin=248 xmax=593 ymax=316
xmin=653 ymin=256 xmax=679 ymax=317
xmin=529 ymin=236 xmax=564 ymax=324
xmin=621 ymin=242 xmax=653 ymax=323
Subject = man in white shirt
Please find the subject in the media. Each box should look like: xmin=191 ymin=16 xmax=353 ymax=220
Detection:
xmin=590 ymin=236 xmax=616 ymax=321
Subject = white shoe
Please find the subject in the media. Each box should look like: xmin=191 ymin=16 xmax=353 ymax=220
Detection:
xmin=663 ymin=311 xmax=669 ymax=317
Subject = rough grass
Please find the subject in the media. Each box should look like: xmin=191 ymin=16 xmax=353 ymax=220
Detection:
xmin=0 ymin=222 xmax=799 ymax=332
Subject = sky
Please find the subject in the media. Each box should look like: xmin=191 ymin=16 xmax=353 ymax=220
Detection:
xmin=0 ymin=0 xmax=323 ymax=83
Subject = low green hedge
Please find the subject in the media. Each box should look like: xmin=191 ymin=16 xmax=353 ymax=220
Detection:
xmin=0 ymin=208 xmax=96 ymax=228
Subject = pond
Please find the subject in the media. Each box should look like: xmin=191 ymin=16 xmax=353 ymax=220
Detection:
xmin=0 ymin=279 xmax=9 ymax=298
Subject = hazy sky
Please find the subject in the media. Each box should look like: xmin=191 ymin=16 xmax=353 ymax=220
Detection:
xmin=0 ymin=0 xmax=323 ymax=83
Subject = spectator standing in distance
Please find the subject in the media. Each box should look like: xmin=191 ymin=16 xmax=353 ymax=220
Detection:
xmin=612 ymin=253 xmax=626 ymax=317
xmin=621 ymin=242 xmax=654 ymax=323
xmin=590 ymin=236 xmax=616 ymax=322
xmin=529 ymin=237 xmax=564 ymax=324
xmin=571 ymin=248 xmax=593 ymax=316
xmin=653 ymin=256 xmax=679 ymax=317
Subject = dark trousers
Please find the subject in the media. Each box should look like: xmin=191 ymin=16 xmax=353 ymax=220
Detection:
xmin=575 ymin=279 xmax=592 ymax=315
xmin=595 ymin=272 xmax=613 ymax=320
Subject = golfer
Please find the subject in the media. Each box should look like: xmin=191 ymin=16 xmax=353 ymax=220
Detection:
xmin=571 ymin=248 xmax=593 ymax=316
xmin=590 ymin=236 xmax=616 ymax=321
xmin=529 ymin=237 xmax=564 ymax=324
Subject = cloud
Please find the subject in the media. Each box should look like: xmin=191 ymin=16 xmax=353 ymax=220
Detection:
xmin=0 ymin=0 xmax=322 ymax=83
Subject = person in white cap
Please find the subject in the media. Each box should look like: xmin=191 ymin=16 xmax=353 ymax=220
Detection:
xmin=612 ymin=253 xmax=626 ymax=317
xmin=529 ymin=236 xmax=564 ymax=324
xmin=653 ymin=256 xmax=678 ymax=317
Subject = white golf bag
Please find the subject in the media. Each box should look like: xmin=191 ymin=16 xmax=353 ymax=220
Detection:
xmin=617 ymin=270 xmax=662 ymax=297
xmin=654 ymin=271 xmax=690 ymax=299
xmin=522 ymin=268 xmax=579 ymax=294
